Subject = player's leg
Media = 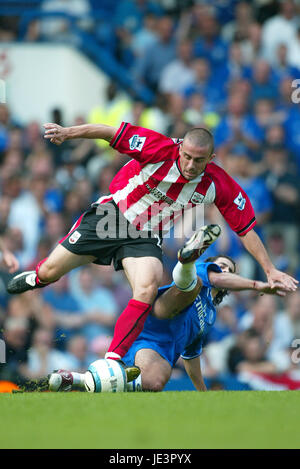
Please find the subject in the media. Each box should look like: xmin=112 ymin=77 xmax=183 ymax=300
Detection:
xmin=48 ymin=361 xmax=140 ymax=392
xmin=132 ymin=348 xmax=172 ymax=392
xmin=105 ymin=256 xmax=163 ymax=360
xmin=7 ymin=208 xmax=99 ymax=294
xmin=154 ymin=280 xmax=202 ymax=320
xmin=154 ymin=224 xmax=221 ymax=319
xmin=122 ymin=256 xmax=163 ymax=303
xmin=7 ymin=244 xmax=96 ymax=294
xmin=38 ymin=244 xmax=96 ymax=283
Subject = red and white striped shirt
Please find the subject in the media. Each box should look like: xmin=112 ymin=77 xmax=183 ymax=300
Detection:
xmin=94 ymin=122 xmax=256 ymax=236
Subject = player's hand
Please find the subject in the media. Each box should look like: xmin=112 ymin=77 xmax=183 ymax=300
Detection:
xmin=2 ymin=249 xmax=19 ymax=273
xmin=254 ymin=280 xmax=287 ymax=297
xmin=43 ymin=123 xmax=68 ymax=145
xmin=267 ymin=268 xmax=298 ymax=292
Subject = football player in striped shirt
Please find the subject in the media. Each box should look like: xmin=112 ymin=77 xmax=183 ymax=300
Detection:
xmin=7 ymin=121 xmax=298 ymax=373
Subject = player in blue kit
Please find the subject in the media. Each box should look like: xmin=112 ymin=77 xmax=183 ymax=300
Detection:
xmin=124 ymin=253 xmax=284 ymax=391
xmin=47 ymin=224 xmax=285 ymax=393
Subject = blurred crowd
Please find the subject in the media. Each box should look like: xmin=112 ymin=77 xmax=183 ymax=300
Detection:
xmin=0 ymin=0 xmax=300 ymax=390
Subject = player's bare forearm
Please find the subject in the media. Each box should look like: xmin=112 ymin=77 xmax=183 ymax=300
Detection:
xmin=183 ymin=357 xmax=207 ymax=391
xmin=239 ymin=229 xmax=273 ymax=275
xmin=209 ymin=271 xmax=255 ymax=290
xmin=44 ymin=123 xmax=117 ymax=145
xmin=66 ymin=124 xmax=117 ymax=141
xmin=239 ymin=229 xmax=298 ymax=291
xmin=208 ymin=271 xmax=285 ymax=296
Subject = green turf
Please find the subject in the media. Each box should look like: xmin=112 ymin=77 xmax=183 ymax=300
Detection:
xmin=0 ymin=391 xmax=299 ymax=449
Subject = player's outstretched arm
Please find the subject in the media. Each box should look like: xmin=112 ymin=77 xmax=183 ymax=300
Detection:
xmin=183 ymin=357 xmax=207 ymax=392
xmin=208 ymin=270 xmax=287 ymax=297
xmin=239 ymin=229 xmax=298 ymax=292
xmin=43 ymin=123 xmax=118 ymax=145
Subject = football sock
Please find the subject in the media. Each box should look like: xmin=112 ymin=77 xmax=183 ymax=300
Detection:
xmin=71 ymin=372 xmax=86 ymax=390
xmin=172 ymin=260 xmax=197 ymax=291
xmin=126 ymin=374 xmax=142 ymax=392
xmin=105 ymin=299 xmax=152 ymax=359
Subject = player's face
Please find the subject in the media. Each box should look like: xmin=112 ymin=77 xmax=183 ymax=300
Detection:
xmin=214 ymin=257 xmax=236 ymax=274
xmin=179 ymin=140 xmax=215 ymax=180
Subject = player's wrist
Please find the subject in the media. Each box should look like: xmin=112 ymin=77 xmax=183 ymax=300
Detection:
xmin=264 ymin=263 xmax=277 ymax=276
xmin=64 ymin=126 xmax=73 ymax=140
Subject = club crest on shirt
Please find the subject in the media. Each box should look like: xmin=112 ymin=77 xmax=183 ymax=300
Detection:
xmin=69 ymin=230 xmax=81 ymax=244
xmin=129 ymin=135 xmax=146 ymax=151
xmin=234 ymin=192 xmax=246 ymax=211
xmin=191 ymin=191 xmax=205 ymax=204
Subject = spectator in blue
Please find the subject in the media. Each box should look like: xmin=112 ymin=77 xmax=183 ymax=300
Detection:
xmin=217 ymin=41 xmax=252 ymax=92
xmin=272 ymin=43 xmax=300 ymax=88
xmin=113 ymin=0 xmax=164 ymax=68
xmin=216 ymin=0 xmax=241 ymax=26
xmin=133 ymin=15 xmax=177 ymax=91
xmin=69 ymin=266 xmax=117 ymax=343
xmin=283 ymin=103 xmax=300 ymax=166
xmin=250 ymin=59 xmax=278 ymax=102
xmin=113 ymin=0 xmax=163 ymax=35
xmin=64 ymin=334 xmax=90 ymax=372
xmin=262 ymin=144 xmax=300 ymax=273
xmin=193 ymin=7 xmax=229 ymax=71
xmin=42 ymin=275 xmax=81 ymax=349
xmin=214 ymin=92 xmax=264 ymax=160
xmin=158 ymin=39 xmax=195 ymax=96
xmin=183 ymin=57 xmax=224 ymax=112
xmin=227 ymin=144 xmax=273 ymax=241
xmin=221 ymin=1 xmax=254 ymax=42
xmin=253 ymin=98 xmax=285 ymax=144
xmin=278 ymin=76 xmax=298 ymax=114
xmin=131 ymin=13 xmax=159 ymax=59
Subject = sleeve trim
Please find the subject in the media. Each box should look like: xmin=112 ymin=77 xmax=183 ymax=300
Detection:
xmin=110 ymin=122 xmax=129 ymax=149
xmin=236 ymin=217 xmax=256 ymax=236
xmin=180 ymin=354 xmax=201 ymax=360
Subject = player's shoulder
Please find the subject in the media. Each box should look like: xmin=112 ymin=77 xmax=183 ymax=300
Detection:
xmin=205 ymin=161 xmax=239 ymax=190
xmin=205 ymin=161 xmax=229 ymax=178
xmin=196 ymin=261 xmax=222 ymax=288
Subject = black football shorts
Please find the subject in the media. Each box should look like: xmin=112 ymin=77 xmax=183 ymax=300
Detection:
xmin=59 ymin=200 xmax=163 ymax=271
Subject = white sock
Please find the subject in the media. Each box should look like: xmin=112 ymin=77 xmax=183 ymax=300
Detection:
xmin=71 ymin=372 xmax=86 ymax=389
xmin=105 ymin=352 xmax=121 ymax=360
xmin=172 ymin=261 xmax=197 ymax=291
xmin=126 ymin=374 xmax=142 ymax=392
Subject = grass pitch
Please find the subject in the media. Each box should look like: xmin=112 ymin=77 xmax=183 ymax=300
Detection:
xmin=0 ymin=390 xmax=299 ymax=449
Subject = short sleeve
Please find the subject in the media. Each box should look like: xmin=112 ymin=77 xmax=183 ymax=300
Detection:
xmin=110 ymin=122 xmax=178 ymax=165
xmin=210 ymin=164 xmax=257 ymax=236
xmin=195 ymin=262 xmax=222 ymax=288
xmin=181 ymin=337 xmax=203 ymax=360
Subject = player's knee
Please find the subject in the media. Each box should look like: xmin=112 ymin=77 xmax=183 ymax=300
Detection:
xmin=133 ymin=284 xmax=158 ymax=304
xmin=38 ymin=261 xmax=61 ymax=283
xmin=141 ymin=376 xmax=165 ymax=392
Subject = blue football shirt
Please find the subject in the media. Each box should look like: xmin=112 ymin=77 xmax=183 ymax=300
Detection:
xmin=123 ymin=262 xmax=221 ymax=367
